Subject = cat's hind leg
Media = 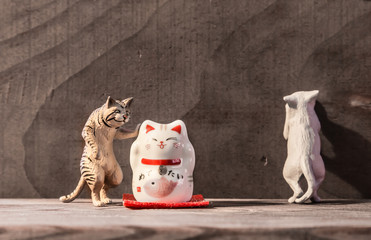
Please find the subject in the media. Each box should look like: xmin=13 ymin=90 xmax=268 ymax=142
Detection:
xmin=85 ymin=167 xmax=106 ymax=207
xmin=283 ymin=158 xmax=304 ymax=203
xmin=310 ymin=186 xmax=321 ymax=203
xmin=310 ymin=173 xmax=325 ymax=203
xmin=100 ymin=185 xmax=112 ymax=204
xmin=100 ymin=166 xmax=123 ymax=204
xmin=285 ymin=178 xmax=304 ymax=203
xmin=310 ymin=156 xmax=325 ymax=203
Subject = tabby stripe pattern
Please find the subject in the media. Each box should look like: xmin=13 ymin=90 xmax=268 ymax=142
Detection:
xmin=80 ymin=147 xmax=95 ymax=186
xmin=105 ymin=111 xmax=116 ymax=122
xmin=99 ymin=108 xmax=113 ymax=128
xmin=82 ymin=110 xmax=99 ymax=155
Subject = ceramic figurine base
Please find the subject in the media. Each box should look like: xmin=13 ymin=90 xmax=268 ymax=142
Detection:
xmin=122 ymin=194 xmax=209 ymax=209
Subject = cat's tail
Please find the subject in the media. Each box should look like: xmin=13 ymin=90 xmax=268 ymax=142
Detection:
xmin=59 ymin=176 xmax=85 ymax=203
xmin=295 ymin=155 xmax=316 ymax=203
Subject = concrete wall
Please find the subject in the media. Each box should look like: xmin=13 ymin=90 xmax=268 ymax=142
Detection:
xmin=1 ymin=0 xmax=370 ymax=199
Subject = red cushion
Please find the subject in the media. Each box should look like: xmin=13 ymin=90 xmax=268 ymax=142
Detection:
xmin=122 ymin=194 xmax=210 ymax=209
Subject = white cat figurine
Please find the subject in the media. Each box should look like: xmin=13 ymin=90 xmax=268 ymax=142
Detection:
xmin=283 ymin=90 xmax=325 ymax=203
xmin=130 ymin=120 xmax=195 ymax=203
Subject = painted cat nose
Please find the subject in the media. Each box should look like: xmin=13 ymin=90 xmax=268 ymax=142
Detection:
xmin=158 ymin=141 xmax=166 ymax=149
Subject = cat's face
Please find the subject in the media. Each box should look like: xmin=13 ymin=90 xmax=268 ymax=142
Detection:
xmin=140 ymin=123 xmax=183 ymax=158
xmin=103 ymin=96 xmax=133 ymax=128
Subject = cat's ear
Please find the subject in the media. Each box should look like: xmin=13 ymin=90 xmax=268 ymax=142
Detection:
xmin=146 ymin=125 xmax=155 ymax=134
xmin=306 ymin=90 xmax=319 ymax=103
xmin=283 ymin=94 xmax=297 ymax=108
xmin=106 ymin=96 xmax=116 ymax=108
xmin=171 ymin=125 xmax=181 ymax=134
xmin=170 ymin=120 xmax=186 ymax=136
xmin=122 ymin=97 xmax=134 ymax=107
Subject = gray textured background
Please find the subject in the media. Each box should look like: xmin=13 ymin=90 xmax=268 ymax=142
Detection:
xmin=0 ymin=0 xmax=370 ymax=199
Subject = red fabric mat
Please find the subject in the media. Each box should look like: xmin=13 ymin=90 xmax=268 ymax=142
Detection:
xmin=122 ymin=194 xmax=210 ymax=209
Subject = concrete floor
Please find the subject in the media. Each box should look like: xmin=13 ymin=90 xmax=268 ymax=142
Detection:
xmin=0 ymin=198 xmax=370 ymax=239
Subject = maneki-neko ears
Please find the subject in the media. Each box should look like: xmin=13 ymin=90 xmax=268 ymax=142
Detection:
xmin=146 ymin=125 xmax=155 ymax=134
xmin=169 ymin=120 xmax=188 ymax=137
xmin=144 ymin=124 xmax=181 ymax=134
xmin=171 ymin=125 xmax=181 ymax=134
xmin=140 ymin=120 xmax=187 ymax=137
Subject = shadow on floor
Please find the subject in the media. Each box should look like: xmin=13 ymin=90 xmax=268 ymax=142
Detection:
xmin=210 ymin=200 xmax=286 ymax=207
xmin=310 ymin=199 xmax=366 ymax=205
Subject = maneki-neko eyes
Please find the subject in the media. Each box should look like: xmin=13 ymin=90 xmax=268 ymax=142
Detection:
xmin=166 ymin=137 xmax=178 ymax=141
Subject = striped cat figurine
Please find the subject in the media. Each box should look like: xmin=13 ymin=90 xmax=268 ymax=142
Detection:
xmin=59 ymin=96 xmax=140 ymax=207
